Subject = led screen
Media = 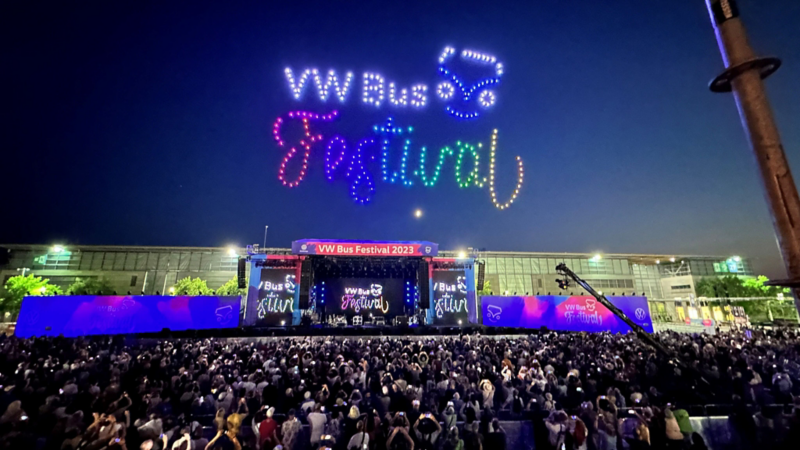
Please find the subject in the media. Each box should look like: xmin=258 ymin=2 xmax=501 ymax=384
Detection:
xmin=252 ymin=268 xmax=296 ymax=326
xmin=15 ymin=295 xmax=241 ymax=338
xmin=481 ymin=295 xmax=653 ymax=334
xmin=432 ymin=270 xmax=469 ymax=325
xmin=322 ymin=277 xmax=405 ymax=317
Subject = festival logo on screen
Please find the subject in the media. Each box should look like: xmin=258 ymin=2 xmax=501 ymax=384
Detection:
xmin=559 ymin=297 xmax=603 ymax=326
xmin=486 ymin=305 xmax=503 ymax=323
xmin=432 ymin=271 xmax=469 ymax=325
xmin=272 ymin=46 xmax=524 ymax=209
xmin=215 ymin=305 xmax=234 ymax=325
xmin=341 ymin=283 xmax=390 ymax=314
xmin=257 ymin=272 xmax=296 ymax=318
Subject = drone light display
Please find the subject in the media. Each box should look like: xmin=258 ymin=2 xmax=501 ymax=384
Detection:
xmin=272 ymin=46 xmax=524 ymax=209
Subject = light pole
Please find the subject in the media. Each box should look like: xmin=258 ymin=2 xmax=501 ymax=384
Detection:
xmin=17 ymin=268 xmax=30 ymax=277
xmin=704 ymin=0 xmax=800 ymax=312
xmin=263 ymin=226 xmax=269 ymax=249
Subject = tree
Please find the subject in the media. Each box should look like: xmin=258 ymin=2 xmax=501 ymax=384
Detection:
xmin=215 ymin=276 xmax=245 ymax=297
xmin=695 ymin=275 xmax=790 ymax=298
xmin=1 ymin=274 xmax=63 ymax=314
xmin=171 ymin=277 xmax=213 ymax=296
xmin=742 ymin=275 xmax=790 ymax=296
xmin=477 ymin=279 xmax=492 ymax=297
xmin=66 ymin=277 xmax=115 ymax=295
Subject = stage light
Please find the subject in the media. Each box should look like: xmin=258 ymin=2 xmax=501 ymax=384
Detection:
xmin=504 ymin=290 xmax=509 ymax=295
xmin=590 ymin=254 xmax=602 ymax=262
xmin=513 ymin=292 xmax=517 ymax=295
xmin=169 ymin=287 xmax=175 ymax=294
xmin=281 ymin=320 xmax=286 ymax=326
xmin=414 ymin=209 xmax=423 ymax=218
xmin=457 ymin=251 xmax=467 ymax=259
xmin=52 ymin=245 xmax=65 ymax=253
xmin=655 ymin=260 xmax=660 ymax=264
xmin=669 ymin=257 xmax=676 ymax=262
xmin=38 ymin=286 xmax=46 ymax=294
xmin=227 ymin=247 xmax=238 ymax=256
xmin=458 ymin=319 xmax=462 ymax=325
xmin=732 ymin=256 xmax=741 ymax=262
xmin=556 ymin=279 xmax=569 ymax=290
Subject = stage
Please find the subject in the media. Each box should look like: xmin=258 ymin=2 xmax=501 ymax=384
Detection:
xmin=244 ymin=239 xmax=478 ymax=329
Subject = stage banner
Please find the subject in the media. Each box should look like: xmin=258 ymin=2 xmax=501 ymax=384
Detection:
xmin=15 ymin=295 xmax=241 ymax=338
xmin=247 ymin=268 xmax=296 ymax=326
xmin=292 ymin=239 xmax=438 ymax=257
xmin=481 ymin=295 xmax=654 ymax=333
xmin=432 ymin=270 xmax=469 ymax=325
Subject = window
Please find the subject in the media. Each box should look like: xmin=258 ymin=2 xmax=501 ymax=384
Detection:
xmin=130 ymin=275 xmax=138 ymax=287
xmin=671 ymin=285 xmax=691 ymax=290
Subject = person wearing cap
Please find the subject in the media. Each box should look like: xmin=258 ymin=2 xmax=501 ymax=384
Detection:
xmin=301 ymin=391 xmax=316 ymax=414
xmin=258 ymin=407 xmax=279 ymax=449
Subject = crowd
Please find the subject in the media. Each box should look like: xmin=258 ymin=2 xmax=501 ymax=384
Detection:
xmin=0 ymin=328 xmax=799 ymax=450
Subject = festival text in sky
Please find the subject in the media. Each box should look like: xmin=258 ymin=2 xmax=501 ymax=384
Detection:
xmin=272 ymin=46 xmax=524 ymax=209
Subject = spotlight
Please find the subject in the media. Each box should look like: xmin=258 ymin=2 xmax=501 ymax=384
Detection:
xmin=51 ymin=245 xmax=65 ymax=253
xmin=669 ymin=257 xmax=676 ymax=262
xmin=458 ymin=319 xmax=462 ymax=325
xmin=281 ymin=320 xmax=286 ymax=326
xmin=556 ymin=279 xmax=570 ymax=290
xmin=227 ymin=247 xmax=238 ymax=256
xmin=414 ymin=209 xmax=423 ymax=218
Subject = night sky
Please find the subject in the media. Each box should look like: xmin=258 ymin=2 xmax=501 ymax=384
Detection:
xmin=2 ymin=0 xmax=800 ymax=277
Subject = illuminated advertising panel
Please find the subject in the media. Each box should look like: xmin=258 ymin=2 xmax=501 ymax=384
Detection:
xmin=324 ymin=278 xmax=404 ymax=317
xmin=292 ymin=239 xmax=437 ymax=256
xmin=432 ymin=270 xmax=469 ymax=325
xmin=481 ymin=295 xmax=653 ymax=333
xmin=254 ymin=268 xmax=296 ymax=326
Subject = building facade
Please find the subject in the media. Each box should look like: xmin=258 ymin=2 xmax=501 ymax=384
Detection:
xmin=1 ymin=244 xmax=753 ymax=301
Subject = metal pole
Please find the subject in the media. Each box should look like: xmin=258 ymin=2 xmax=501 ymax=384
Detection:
xmin=263 ymin=226 xmax=269 ymax=249
xmin=705 ymin=0 xmax=800 ymax=313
